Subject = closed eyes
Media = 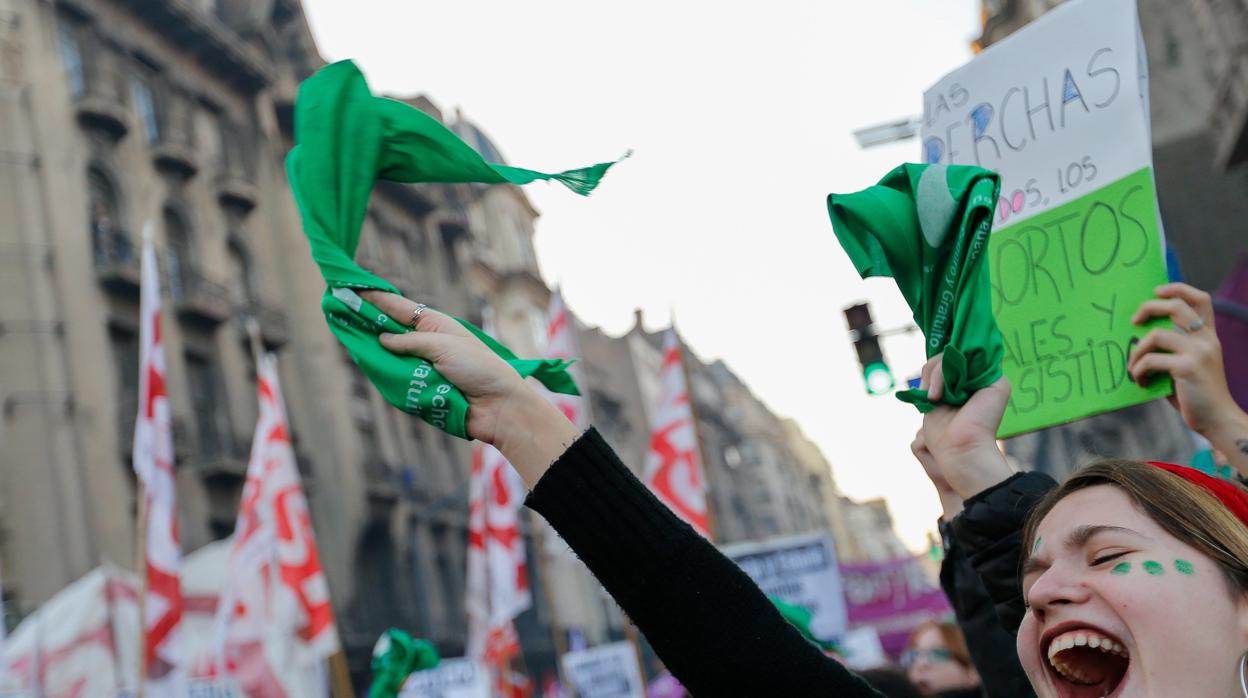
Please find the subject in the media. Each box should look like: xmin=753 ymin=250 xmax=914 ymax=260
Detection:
xmin=1090 ymin=550 xmax=1131 ymax=567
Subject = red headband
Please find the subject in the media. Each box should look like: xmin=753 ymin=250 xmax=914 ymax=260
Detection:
xmin=1149 ymin=461 xmax=1248 ymax=528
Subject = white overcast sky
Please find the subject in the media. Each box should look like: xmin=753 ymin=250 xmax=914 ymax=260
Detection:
xmin=301 ymin=0 xmax=983 ymax=552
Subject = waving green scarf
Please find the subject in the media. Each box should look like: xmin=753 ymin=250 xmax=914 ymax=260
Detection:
xmin=827 ymin=164 xmax=1003 ymax=412
xmin=287 ymin=60 xmax=624 ymax=438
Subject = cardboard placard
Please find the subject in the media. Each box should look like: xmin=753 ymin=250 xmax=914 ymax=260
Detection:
xmin=921 ymin=0 xmax=1171 ymax=436
xmin=720 ymin=533 xmax=848 ymax=643
xmin=561 ymin=642 xmax=645 ymax=698
xmin=400 ymin=658 xmax=491 ymax=698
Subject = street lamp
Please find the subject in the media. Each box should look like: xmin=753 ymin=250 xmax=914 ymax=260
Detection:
xmin=852 ymin=117 xmax=922 ymax=149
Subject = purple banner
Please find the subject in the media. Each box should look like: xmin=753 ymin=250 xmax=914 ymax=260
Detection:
xmin=840 ymin=556 xmax=951 ymax=657
xmin=1215 ymin=253 xmax=1248 ymax=411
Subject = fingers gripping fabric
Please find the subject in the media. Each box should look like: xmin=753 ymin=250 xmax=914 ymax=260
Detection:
xmin=827 ymin=164 xmax=1004 ymax=412
xmin=287 ymin=60 xmax=615 ymax=437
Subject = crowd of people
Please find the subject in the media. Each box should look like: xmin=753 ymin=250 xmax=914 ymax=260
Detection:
xmin=360 ymin=280 xmax=1248 ymax=697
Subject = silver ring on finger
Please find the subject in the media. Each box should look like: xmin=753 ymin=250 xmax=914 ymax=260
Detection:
xmin=407 ymin=303 xmax=428 ymax=330
xmin=1182 ymin=317 xmax=1206 ymax=334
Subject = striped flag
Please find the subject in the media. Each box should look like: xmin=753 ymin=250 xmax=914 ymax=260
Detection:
xmin=466 ymin=317 xmax=532 ymax=664
xmin=214 ymin=353 xmax=338 ymax=695
xmin=543 ymin=290 xmax=589 ymax=429
xmin=642 ymin=330 xmax=711 ymax=538
xmin=133 ymin=227 xmax=183 ymax=692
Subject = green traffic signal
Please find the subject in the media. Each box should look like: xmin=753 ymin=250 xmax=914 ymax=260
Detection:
xmin=863 ymin=361 xmax=895 ymax=396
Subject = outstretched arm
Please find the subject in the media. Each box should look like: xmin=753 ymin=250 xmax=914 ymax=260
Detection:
xmin=362 ymin=291 xmax=882 ymax=697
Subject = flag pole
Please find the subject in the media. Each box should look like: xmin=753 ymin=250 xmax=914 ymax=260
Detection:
xmin=246 ymin=317 xmax=355 ymax=698
xmin=673 ymin=326 xmax=721 ymax=544
xmin=135 ymin=480 xmax=148 ymax=698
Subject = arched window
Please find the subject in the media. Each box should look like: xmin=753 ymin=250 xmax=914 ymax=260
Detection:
xmin=163 ymin=207 xmax=192 ymax=300
xmin=88 ymin=167 xmax=127 ymax=265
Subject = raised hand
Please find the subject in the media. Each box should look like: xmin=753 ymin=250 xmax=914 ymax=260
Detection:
xmin=1128 ymin=282 xmax=1248 ymax=473
xmin=913 ymin=354 xmax=1015 ymax=502
xmin=360 ymin=290 xmax=581 ymax=486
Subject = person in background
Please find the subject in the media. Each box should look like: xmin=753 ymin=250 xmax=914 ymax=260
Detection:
xmin=859 ymin=667 xmax=925 ymax=698
xmin=901 ymin=621 xmax=981 ymax=697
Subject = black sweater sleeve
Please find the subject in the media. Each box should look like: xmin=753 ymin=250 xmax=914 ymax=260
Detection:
xmin=526 ymin=428 xmax=882 ymax=698
xmin=950 ymin=471 xmax=1058 ymax=635
xmin=939 ymin=522 xmax=1036 ymax=698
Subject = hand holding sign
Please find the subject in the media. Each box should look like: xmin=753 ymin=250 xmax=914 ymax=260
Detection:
xmin=1127 ymin=283 xmax=1248 ymax=474
xmin=921 ymin=0 xmax=1172 ymax=436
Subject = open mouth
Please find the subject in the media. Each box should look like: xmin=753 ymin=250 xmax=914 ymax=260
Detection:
xmin=1044 ymin=627 xmax=1131 ymax=698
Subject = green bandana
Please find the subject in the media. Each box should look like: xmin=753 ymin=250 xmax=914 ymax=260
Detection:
xmin=368 ymin=628 xmax=440 ymax=698
xmin=287 ymin=60 xmax=622 ymax=437
xmin=769 ymin=595 xmax=838 ymax=652
xmin=827 ymin=164 xmax=1003 ymax=412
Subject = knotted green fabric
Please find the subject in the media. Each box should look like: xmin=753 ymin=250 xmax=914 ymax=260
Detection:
xmin=287 ymin=60 xmax=622 ymax=437
xmin=368 ymin=628 xmax=439 ymax=698
xmin=827 ymin=164 xmax=1003 ymax=412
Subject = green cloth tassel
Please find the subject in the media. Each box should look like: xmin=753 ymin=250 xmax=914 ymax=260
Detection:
xmin=827 ymin=164 xmax=1003 ymax=412
xmin=287 ymin=60 xmax=623 ymax=438
xmin=368 ymin=628 xmax=440 ymax=698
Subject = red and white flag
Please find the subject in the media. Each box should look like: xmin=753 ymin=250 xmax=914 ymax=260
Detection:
xmin=544 ymin=289 xmax=589 ymax=429
xmin=214 ymin=353 xmax=338 ymax=695
xmin=642 ymin=330 xmax=711 ymax=538
xmin=466 ymin=318 xmax=532 ymax=663
xmin=466 ymin=437 xmax=533 ymax=663
xmin=133 ymin=228 xmax=183 ymax=693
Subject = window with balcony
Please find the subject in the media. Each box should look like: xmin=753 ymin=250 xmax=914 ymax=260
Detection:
xmin=163 ymin=207 xmax=193 ymax=301
xmin=226 ymin=238 xmax=256 ymax=305
xmin=56 ymin=23 xmax=85 ymax=99
xmin=109 ymin=325 xmax=139 ymax=456
xmin=130 ymin=72 xmax=161 ymax=146
xmin=185 ymin=352 xmax=231 ymax=461
xmin=89 ymin=168 xmax=129 ymax=267
xmin=439 ymin=223 xmax=464 ymax=283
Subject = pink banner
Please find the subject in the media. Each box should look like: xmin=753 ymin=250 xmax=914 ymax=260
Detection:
xmin=840 ymin=556 xmax=951 ymax=657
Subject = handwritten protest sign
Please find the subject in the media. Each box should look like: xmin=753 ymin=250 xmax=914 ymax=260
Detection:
xmin=561 ymin=642 xmax=645 ymax=698
xmin=921 ymin=0 xmax=1171 ymax=436
xmin=721 ymin=533 xmax=848 ymax=643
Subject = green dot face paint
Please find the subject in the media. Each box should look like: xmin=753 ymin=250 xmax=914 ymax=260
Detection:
xmin=1032 ymin=537 xmax=1042 ymax=555
xmin=1175 ymin=559 xmax=1194 ymax=576
xmin=1110 ymin=562 xmax=1131 ymax=576
xmin=1142 ymin=560 xmax=1164 ymax=576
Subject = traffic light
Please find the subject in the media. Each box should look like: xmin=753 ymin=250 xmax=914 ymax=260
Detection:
xmin=843 ymin=303 xmax=895 ymax=396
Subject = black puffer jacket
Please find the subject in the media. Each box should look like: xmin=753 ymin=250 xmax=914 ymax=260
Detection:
xmin=939 ymin=472 xmax=1058 ymax=698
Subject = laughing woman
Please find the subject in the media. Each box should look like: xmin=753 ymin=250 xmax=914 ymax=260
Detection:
xmin=360 ymin=282 xmax=1248 ymax=697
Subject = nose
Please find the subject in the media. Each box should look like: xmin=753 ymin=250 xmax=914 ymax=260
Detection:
xmin=1025 ymin=564 xmax=1092 ymax=623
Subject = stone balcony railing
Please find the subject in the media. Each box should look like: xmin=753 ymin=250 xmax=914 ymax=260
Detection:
xmin=171 ymin=268 xmax=232 ymax=327
xmin=73 ymin=50 xmax=128 ymax=139
xmin=234 ymin=297 xmax=290 ymax=349
xmin=92 ymin=228 xmax=140 ymax=295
